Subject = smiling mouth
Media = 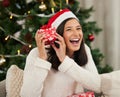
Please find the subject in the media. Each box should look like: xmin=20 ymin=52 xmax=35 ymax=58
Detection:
xmin=70 ymin=39 xmax=80 ymax=44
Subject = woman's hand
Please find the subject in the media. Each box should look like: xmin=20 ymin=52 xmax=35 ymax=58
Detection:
xmin=35 ymin=30 xmax=48 ymax=60
xmin=51 ymin=33 xmax=66 ymax=62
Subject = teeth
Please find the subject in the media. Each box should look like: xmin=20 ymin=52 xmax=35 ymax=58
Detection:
xmin=70 ymin=39 xmax=79 ymax=41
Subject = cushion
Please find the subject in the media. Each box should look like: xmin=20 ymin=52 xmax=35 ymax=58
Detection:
xmin=6 ymin=65 xmax=23 ymax=97
xmin=100 ymin=70 xmax=120 ymax=97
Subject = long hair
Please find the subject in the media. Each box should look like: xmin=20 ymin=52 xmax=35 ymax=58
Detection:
xmin=47 ymin=18 xmax=88 ymax=70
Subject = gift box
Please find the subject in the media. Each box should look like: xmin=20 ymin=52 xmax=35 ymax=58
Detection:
xmin=38 ymin=27 xmax=57 ymax=45
xmin=67 ymin=92 xmax=95 ymax=97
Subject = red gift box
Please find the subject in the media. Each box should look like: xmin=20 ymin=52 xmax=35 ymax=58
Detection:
xmin=67 ymin=92 xmax=95 ymax=97
xmin=38 ymin=27 xmax=57 ymax=45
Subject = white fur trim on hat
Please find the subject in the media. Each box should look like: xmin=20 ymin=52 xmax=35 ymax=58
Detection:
xmin=47 ymin=9 xmax=79 ymax=29
xmin=51 ymin=11 xmax=78 ymax=29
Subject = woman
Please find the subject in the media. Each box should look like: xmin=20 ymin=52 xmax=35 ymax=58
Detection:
xmin=20 ymin=8 xmax=101 ymax=97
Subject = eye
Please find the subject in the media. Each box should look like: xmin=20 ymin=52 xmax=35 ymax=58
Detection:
xmin=76 ymin=27 xmax=82 ymax=30
xmin=65 ymin=28 xmax=71 ymax=31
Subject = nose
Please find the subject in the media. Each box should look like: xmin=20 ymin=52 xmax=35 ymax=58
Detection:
xmin=73 ymin=29 xmax=80 ymax=35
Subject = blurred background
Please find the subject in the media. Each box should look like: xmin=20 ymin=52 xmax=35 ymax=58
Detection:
xmin=79 ymin=0 xmax=120 ymax=70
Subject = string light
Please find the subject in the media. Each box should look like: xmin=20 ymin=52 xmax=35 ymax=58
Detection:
xmin=0 ymin=54 xmax=25 ymax=58
xmin=66 ymin=0 xmax=69 ymax=4
xmin=29 ymin=44 xmax=32 ymax=48
xmin=5 ymin=35 xmax=31 ymax=46
xmin=51 ymin=7 xmax=55 ymax=13
xmin=0 ymin=26 xmax=5 ymax=32
xmin=0 ymin=55 xmax=6 ymax=65
xmin=6 ymin=8 xmax=53 ymax=18
xmin=5 ymin=35 xmax=10 ymax=41
xmin=10 ymin=14 xmax=13 ymax=19
xmin=17 ymin=50 xmax=21 ymax=55
xmin=0 ymin=35 xmax=32 ymax=61
xmin=27 ymin=10 xmax=31 ymax=14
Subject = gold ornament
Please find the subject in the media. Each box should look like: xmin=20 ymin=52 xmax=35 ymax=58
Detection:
xmin=39 ymin=1 xmax=47 ymax=11
xmin=0 ymin=55 xmax=6 ymax=66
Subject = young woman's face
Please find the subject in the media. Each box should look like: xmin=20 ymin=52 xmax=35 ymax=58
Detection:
xmin=63 ymin=18 xmax=83 ymax=55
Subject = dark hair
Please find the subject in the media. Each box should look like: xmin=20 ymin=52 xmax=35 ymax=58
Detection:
xmin=47 ymin=18 xmax=88 ymax=70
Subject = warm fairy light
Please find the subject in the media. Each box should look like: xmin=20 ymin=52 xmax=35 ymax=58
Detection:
xmin=10 ymin=15 xmax=13 ymax=19
xmin=0 ymin=55 xmax=6 ymax=65
xmin=66 ymin=0 xmax=69 ymax=4
xmin=17 ymin=50 xmax=20 ymax=55
xmin=51 ymin=7 xmax=55 ymax=13
xmin=28 ymin=11 xmax=31 ymax=14
xmin=29 ymin=44 xmax=32 ymax=48
xmin=5 ymin=35 xmax=9 ymax=41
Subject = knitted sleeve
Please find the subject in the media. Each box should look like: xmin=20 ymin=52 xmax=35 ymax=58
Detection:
xmin=20 ymin=48 xmax=52 ymax=97
xmin=58 ymin=45 xmax=101 ymax=93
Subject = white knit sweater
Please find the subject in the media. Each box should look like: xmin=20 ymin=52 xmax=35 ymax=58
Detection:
xmin=20 ymin=45 xmax=101 ymax=97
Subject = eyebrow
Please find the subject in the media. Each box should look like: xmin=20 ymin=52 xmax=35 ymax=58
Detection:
xmin=65 ymin=25 xmax=81 ymax=28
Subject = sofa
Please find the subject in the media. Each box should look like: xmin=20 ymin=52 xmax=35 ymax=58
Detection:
xmin=0 ymin=65 xmax=120 ymax=97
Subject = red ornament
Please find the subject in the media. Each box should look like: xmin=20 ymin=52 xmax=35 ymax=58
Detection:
xmin=21 ymin=45 xmax=31 ymax=54
xmin=38 ymin=27 xmax=57 ymax=45
xmin=2 ymin=0 xmax=10 ymax=7
xmin=88 ymin=34 xmax=95 ymax=41
xmin=24 ymin=32 xmax=33 ymax=44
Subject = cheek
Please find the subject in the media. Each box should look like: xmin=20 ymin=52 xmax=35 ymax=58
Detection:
xmin=63 ymin=37 xmax=69 ymax=45
xmin=80 ymin=31 xmax=83 ymax=39
xmin=63 ymin=33 xmax=70 ymax=42
xmin=63 ymin=36 xmax=70 ymax=47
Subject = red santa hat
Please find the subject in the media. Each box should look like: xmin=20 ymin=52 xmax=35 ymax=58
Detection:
xmin=41 ymin=9 xmax=78 ymax=29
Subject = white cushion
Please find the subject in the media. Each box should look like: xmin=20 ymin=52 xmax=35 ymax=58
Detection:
xmin=101 ymin=70 xmax=120 ymax=97
xmin=6 ymin=65 xmax=23 ymax=97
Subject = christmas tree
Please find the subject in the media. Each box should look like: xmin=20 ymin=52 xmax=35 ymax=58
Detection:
xmin=0 ymin=0 xmax=113 ymax=81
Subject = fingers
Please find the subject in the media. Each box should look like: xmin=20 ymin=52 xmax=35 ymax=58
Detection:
xmin=35 ymin=30 xmax=47 ymax=46
xmin=52 ymin=33 xmax=66 ymax=50
xmin=55 ymin=33 xmax=63 ymax=41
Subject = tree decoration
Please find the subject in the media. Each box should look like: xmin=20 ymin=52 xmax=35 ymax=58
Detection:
xmin=39 ymin=1 xmax=47 ymax=11
xmin=88 ymin=33 xmax=95 ymax=41
xmin=50 ymin=0 xmax=56 ymax=13
xmin=0 ymin=55 xmax=6 ymax=66
xmin=6 ymin=9 xmax=53 ymax=18
xmin=2 ymin=0 xmax=10 ymax=7
xmin=21 ymin=45 xmax=32 ymax=54
xmin=9 ymin=14 xmax=13 ymax=20
xmin=5 ymin=35 xmax=31 ymax=46
xmin=66 ymin=0 xmax=69 ymax=5
xmin=51 ymin=7 xmax=55 ymax=13
xmin=50 ymin=0 xmax=56 ymax=7
xmin=14 ymin=0 xmax=26 ymax=10
xmin=24 ymin=32 xmax=33 ymax=44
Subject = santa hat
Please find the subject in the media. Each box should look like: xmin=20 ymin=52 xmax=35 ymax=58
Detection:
xmin=41 ymin=9 xmax=78 ymax=29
